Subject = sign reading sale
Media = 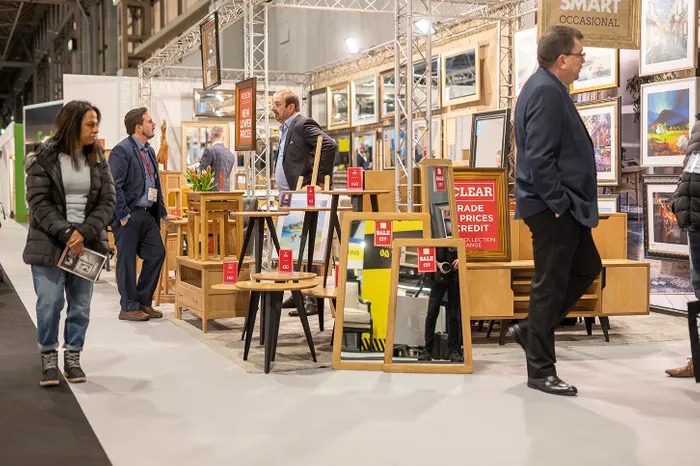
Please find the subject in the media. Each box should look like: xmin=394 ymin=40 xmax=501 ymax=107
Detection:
xmin=306 ymin=185 xmax=316 ymax=207
xmin=279 ymin=249 xmax=294 ymax=273
xmin=417 ymin=247 xmax=437 ymax=273
xmin=454 ymin=180 xmax=499 ymax=251
xmin=235 ymin=77 xmax=257 ymax=151
xmin=374 ymin=220 xmax=393 ymax=247
xmin=434 ymin=166 xmax=447 ymax=192
xmin=223 ymin=261 xmax=238 ymax=284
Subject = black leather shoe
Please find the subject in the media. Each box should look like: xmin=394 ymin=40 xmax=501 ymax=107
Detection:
xmin=527 ymin=375 xmax=578 ymax=396
xmin=509 ymin=322 xmax=527 ymax=351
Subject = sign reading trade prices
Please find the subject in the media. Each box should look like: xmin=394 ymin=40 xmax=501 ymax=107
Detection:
xmin=454 ymin=180 xmax=499 ymax=251
xmin=538 ymin=0 xmax=640 ymax=49
xmin=235 ymin=77 xmax=257 ymax=151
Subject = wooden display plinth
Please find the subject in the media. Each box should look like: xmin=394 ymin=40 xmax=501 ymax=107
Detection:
xmin=175 ymin=255 xmax=253 ymax=333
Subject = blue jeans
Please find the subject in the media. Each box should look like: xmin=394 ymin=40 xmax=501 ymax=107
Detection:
xmin=31 ymin=265 xmax=94 ymax=352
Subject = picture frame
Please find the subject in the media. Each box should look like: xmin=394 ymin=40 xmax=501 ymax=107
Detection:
xmin=328 ymin=82 xmax=351 ymax=130
xmin=309 ymin=87 xmax=328 ymax=129
xmin=452 ymin=167 xmax=511 ymax=261
xmin=193 ymin=89 xmax=235 ymax=118
xmin=379 ymin=68 xmax=405 ymax=120
xmin=640 ymin=0 xmax=698 ymax=76
xmin=272 ymin=193 xmax=332 ymax=262
xmin=352 ymin=131 xmax=377 ymax=170
xmin=332 ymin=212 xmax=432 ymax=371
xmin=571 ymin=48 xmax=619 ymax=94
xmin=513 ymin=27 xmax=538 ymax=97
xmin=413 ymin=56 xmax=440 ymax=110
xmin=643 ymin=174 xmax=688 ymax=259
xmin=576 ymin=98 xmax=620 ymax=186
xmin=419 ymin=159 xmax=456 ymax=239
xmin=199 ymin=12 xmax=221 ymax=90
xmin=235 ymin=77 xmax=257 ymax=151
xmin=441 ymin=46 xmax=481 ymax=106
xmin=442 ymin=110 xmax=473 ymax=162
xmin=331 ymin=132 xmax=352 ymax=169
xmin=181 ymin=120 xmax=231 ymax=170
xmin=470 ymin=109 xmax=511 ymax=169
xmin=351 ymin=75 xmax=378 ymax=127
xmin=641 ymin=78 xmax=699 ymax=167
xmin=383 ymin=238 xmax=473 ymax=374
xmin=597 ymin=194 xmax=620 ymax=214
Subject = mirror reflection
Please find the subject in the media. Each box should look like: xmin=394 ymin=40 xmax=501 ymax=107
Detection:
xmin=391 ymin=245 xmax=463 ymax=364
xmin=353 ymin=132 xmax=375 ymax=169
xmin=340 ymin=220 xmax=426 ymax=361
xmin=471 ymin=110 xmax=510 ymax=168
xmin=332 ymin=133 xmax=351 ymax=170
xmin=352 ymin=76 xmax=377 ymax=126
xmin=413 ymin=117 xmax=441 ymax=162
xmin=310 ymin=88 xmax=328 ymax=128
xmin=381 ymin=70 xmax=405 ymax=117
xmin=443 ymin=49 xmax=478 ymax=103
xmin=330 ymin=84 xmax=350 ymax=127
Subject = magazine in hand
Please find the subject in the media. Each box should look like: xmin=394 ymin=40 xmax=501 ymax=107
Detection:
xmin=57 ymin=246 xmax=108 ymax=282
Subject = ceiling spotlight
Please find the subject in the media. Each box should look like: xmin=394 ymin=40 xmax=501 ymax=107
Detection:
xmin=415 ymin=19 xmax=435 ymax=34
xmin=345 ymin=36 xmax=359 ymax=55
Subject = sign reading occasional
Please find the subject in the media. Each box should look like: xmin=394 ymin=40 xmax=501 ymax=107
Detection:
xmin=538 ymin=0 xmax=640 ymax=49
xmin=454 ymin=180 xmax=499 ymax=251
xmin=235 ymin=77 xmax=257 ymax=151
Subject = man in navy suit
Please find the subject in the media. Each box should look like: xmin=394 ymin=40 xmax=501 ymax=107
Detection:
xmin=509 ymin=26 xmax=602 ymax=396
xmin=198 ymin=126 xmax=234 ymax=191
xmin=109 ymin=108 xmax=172 ymax=322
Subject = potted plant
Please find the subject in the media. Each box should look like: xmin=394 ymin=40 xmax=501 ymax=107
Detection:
xmin=185 ymin=166 xmax=216 ymax=192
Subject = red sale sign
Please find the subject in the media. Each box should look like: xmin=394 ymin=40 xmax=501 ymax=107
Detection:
xmin=434 ymin=166 xmax=446 ymax=192
xmin=223 ymin=261 xmax=238 ymax=284
xmin=306 ymin=185 xmax=316 ymax=207
xmin=347 ymin=167 xmax=364 ymax=190
xmin=454 ymin=180 xmax=499 ymax=251
xmin=279 ymin=248 xmax=294 ymax=273
xmin=374 ymin=220 xmax=393 ymax=247
xmin=417 ymin=247 xmax=437 ymax=273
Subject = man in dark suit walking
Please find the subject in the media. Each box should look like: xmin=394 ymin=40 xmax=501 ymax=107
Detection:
xmin=272 ymin=89 xmax=337 ymax=315
xmin=109 ymin=107 xmax=173 ymax=322
xmin=199 ymin=126 xmax=234 ymax=191
xmin=509 ymin=26 xmax=602 ymax=396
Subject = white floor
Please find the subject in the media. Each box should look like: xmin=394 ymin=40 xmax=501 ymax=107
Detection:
xmin=1 ymin=218 xmax=699 ymax=466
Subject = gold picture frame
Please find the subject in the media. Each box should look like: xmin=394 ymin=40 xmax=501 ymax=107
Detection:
xmin=351 ymin=75 xmax=378 ymax=127
xmin=181 ymin=120 xmax=231 ymax=171
xmin=328 ymin=82 xmax=351 ymax=130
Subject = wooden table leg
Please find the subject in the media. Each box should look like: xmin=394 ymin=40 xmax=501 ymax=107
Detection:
xmin=200 ymin=204 xmax=208 ymax=262
xmin=322 ymin=196 xmax=339 ymax=287
xmin=155 ymin=221 xmax=167 ymax=305
xmin=266 ymin=216 xmax=282 ymax=254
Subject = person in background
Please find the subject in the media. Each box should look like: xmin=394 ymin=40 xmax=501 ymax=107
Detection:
xmin=109 ymin=107 xmax=175 ymax=322
xmin=508 ymin=25 xmax=602 ymax=396
xmin=669 ymin=113 xmax=700 ymax=378
xmin=23 ymin=100 xmax=115 ymax=386
xmin=199 ymin=126 xmax=234 ymax=191
xmin=355 ymin=145 xmax=370 ymax=169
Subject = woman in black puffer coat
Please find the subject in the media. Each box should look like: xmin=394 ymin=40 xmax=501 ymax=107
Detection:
xmin=23 ymin=100 xmax=115 ymax=387
xmin=669 ymin=114 xmax=700 ymax=378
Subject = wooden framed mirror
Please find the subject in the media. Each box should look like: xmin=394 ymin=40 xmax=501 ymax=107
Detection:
xmin=181 ymin=120 xmax=231 ymax=171
xmin=332 ymin=212 xmax=432 ymax=371
xmin=328 ymin=82 xmax=351 ymax=130
xmin=309 ymin=87 xmax=329 ymax=129
xmin=352 ymin=131 xmax=377 ymax=170
xmin=384 ymin=238 xmax=473 ymax=374
xmin=351 ymin=75 xmax=378 ymax=127
xmin=419 ymin=159 xmax=456 ymax=239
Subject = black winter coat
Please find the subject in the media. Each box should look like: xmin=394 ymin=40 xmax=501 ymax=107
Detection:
xmin=672 ymin=120 xmax=700 ymax=230
xmin=23 ymin=142 xmax=116 ymax=267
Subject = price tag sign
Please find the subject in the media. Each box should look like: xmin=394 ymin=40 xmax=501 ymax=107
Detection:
xmin=306 ymin=185 xmax=316 ymax=207
xmin=223 ymin=261 xmax=238 ymax=284
xmin=434 ymin=166 xmax=446 ymax=192
xmin=417 ymin=247 xmax=437 ymax=273
xmin=170 ymin=208 xmax=181 ymax=217
xmin=374 ymin=220 xmax=393 ymax=247
xmin=347 ymin=167 xmax=364 ymax=191
xmin=279 ymin=248 xmax=294 ymax=273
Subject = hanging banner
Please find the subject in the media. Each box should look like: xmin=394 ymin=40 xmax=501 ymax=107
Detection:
xmin=235 ymin=77 xmax=257 ymax=151
xmin=537 ymin=0 xmax=641 ymax=49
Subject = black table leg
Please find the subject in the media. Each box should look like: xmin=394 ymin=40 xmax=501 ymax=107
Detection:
xmin=238 ymin=217 xmax=256 ymax=274
xmin=263 ymin=291 xmax=277 ymax=373
xmin=307 ymin=212 xmax=319 ymax=273
xmin=254 ymin=218 xmax=264 ymax=274
xmin=293 ymin=290 xmax=317 ymax=362
xmin=266 ymin=216 xmax=282 ymax=254
xmin=243 ymin=290 xmax=260 ymax=360
xmin=316 ymin=297 xmax=324 ymax=332
xmin=370 ymin=194 xmax=379 ymax=213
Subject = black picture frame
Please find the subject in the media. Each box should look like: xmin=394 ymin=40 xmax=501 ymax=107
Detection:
xmin=642 ymin=174 xmax=689 ymax=260
xmin=200 ymin=12 xmax=221 ymax=90
xmin=469 ymin=109 xmax=511 ymax=169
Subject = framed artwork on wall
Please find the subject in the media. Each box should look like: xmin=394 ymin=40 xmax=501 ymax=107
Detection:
xmin=442 ymin=111 xmax=473 ymax=162
xmin=469 ymin=109 xmax=511 ymax=169
xmin=513 ymin=27 xmax=538 ymax=97
xmin=571 ymin=48 xmax=619 ymax=94
xmin=351 ymin=75 xmax=378 ymax=127
xmin=413 ymin=56 xmax=440 ymax=110
xmin=597 ymin=194 xmax=620 ymax=213
xmin=643 ymin=174 xmax=688 ymax=259
xmin=328 ymin=82 xmax=350 ymax=130
xmin=193 ymin=89 xmax=235 ymax=118
xmin=379 ymin=69 xmax=405 ymax=120
xmin=309 ymin=88 xmax=328 ymax=129
xmin=352 ymin=131 xmax=377 ymax=170
xmin=640 ymin=0 xmax=698 ymax=76
xmin=576 ymin=98 xmax=620 ymax=186
xmin=441 ymin=47 xmax=481 ymax=105
xmin=641 ymin=78 xmax=699 ymax=167
xmin=199 ymin=12 xmax=221 ymax=90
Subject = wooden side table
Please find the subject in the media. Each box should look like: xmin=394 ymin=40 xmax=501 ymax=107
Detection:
xmin=186 ymin=191 xmax=246 ymax=262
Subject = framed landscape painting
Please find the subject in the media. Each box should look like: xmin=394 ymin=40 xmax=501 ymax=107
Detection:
xmin=576 ymin=98 xmax=620 ymax=186
xmin=571 ymin=48 xmax=619 ymax=94
xmin=641 ymin=78 xmax=698 ymax=167
xmin=640 ymin=0 xmax=698 ymax=75
xmin=643 ymin=175 xmax=688 ymax=259
xmin=513 ymin=27 xmax=538 ymax=97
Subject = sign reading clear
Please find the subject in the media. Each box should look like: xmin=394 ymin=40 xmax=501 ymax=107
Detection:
xmin=538 ymin=0 xmax=640 ymax=49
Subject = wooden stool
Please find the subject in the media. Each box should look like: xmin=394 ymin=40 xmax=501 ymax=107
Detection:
xmin=187 ymin=211 xmax=229 ymax=260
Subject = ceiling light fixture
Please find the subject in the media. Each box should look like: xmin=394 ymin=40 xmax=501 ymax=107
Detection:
xmin=345 ymin=36 xmax=359 ymax=55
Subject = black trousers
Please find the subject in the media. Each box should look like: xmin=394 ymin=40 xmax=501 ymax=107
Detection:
xmin=425 ymin=272 xmax=461 ymax=353
xmin=522 ymin=210 xmax=602 ymax=378
xmin=114 ymin=209 xmax=165 ymax=311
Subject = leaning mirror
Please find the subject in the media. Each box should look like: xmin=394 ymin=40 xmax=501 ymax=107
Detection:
xmin=352 ymin=75 xmax=378 ymax=127
xmin=329 ymin=82 xmax=350 ymax=129
xmin=384 ymin=238 xmax=472 ymax=373
xmin=469 ymin=109 xmax=511 ymax=169
xmin=443 ymin=111 xmax=473 ymax=162
xmin=381 ymin=125 xmax=406 ymax=170
xmin=332 ymin=212 xmax=432 ymax=371
xmin=442 ymin=47 xmax=481 ymax=105
xmin=310 ymin=87 xmax=329 ymax=129
xmin=412 ymin=116 xmax=442 ymax=161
